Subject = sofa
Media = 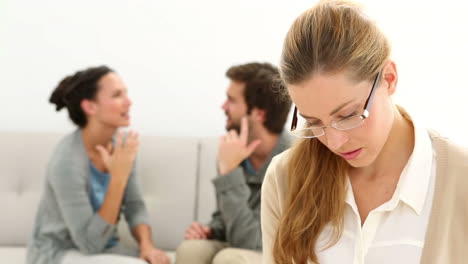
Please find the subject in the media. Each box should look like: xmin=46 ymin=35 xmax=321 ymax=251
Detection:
xmin=0 ymin=131 xmax=221 ymax=263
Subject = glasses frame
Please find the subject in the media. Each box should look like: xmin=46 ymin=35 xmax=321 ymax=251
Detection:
xmin=290 ymin=70 xmax=382 ymax=138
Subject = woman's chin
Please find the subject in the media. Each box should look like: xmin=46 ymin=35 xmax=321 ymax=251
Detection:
xmin=115 ymin=120 xmax=131 ymax=128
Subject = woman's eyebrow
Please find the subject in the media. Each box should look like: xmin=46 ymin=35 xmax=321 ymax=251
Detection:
xmin=299 ymin=99 xmax=355 ymax=120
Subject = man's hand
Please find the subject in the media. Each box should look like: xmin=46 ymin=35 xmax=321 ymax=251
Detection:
xmin=218 ymin=117 xmax=261 ymax=175
xmin=184 ymin=222 xmax=212 ymax=240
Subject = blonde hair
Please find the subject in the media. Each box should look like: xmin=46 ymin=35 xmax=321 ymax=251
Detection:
xmin=274 ymin=1 xmax=391 ymax=263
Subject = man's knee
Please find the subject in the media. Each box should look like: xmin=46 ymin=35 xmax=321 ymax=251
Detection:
xmin=212 ymin=248 xmax=262 ymax=264
xmin=175 ymin=240 xmax=226 ymax=264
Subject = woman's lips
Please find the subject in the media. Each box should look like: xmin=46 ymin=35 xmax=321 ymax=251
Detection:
xmin=339 ymin=148 xmax=362 ymax=160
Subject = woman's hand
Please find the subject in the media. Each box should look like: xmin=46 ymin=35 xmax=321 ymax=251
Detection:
xmin=140 ymin=245 xmax=171 ymax=264
xmin=96 ymin=130 xmax=139 ymax=181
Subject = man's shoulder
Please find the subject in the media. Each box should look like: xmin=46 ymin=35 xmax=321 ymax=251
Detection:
xmin=272 ymin=130 xmax=295 ymax=156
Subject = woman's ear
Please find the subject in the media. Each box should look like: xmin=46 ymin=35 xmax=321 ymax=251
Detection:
xmin=81 ymin=99 xmax=96 ymax=116
xmin=383 ymin=60 xmax=398 ymax=96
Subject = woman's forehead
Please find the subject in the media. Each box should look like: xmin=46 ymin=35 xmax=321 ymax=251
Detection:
xmin=288 ymin=73 xmax=369 ymax=118
xmin=98 ymin=73 xmax=126 ymax=93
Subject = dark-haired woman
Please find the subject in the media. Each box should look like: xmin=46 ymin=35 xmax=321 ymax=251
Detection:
xmin=27 ymin=66 xmax=170 ymax=264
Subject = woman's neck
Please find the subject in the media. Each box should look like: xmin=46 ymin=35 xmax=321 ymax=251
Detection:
xmin=81 ymin=121 xmax=117 ymax=157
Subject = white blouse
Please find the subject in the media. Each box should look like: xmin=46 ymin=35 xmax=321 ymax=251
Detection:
xmin=316 ymin=124 xmax=436 ymax=264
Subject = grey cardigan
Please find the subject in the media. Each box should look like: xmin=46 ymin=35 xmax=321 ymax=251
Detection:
xmin=26 ymin=130 xmax=150 ymax=264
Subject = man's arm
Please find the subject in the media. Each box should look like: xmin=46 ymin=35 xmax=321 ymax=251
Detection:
xmin=212 ymin=167 xmax=262 ymax=250
xmin=208 ymin=209 xmax=226 ymax=241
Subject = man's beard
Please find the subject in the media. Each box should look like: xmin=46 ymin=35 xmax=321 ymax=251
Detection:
xmin=226 ymin=119 xmax=241 ymax=134
xmin=225 ymin=112 xmax=242 ymax=133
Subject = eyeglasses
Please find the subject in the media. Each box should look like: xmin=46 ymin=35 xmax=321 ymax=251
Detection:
xmin=290 ymin=71 xmax=382 ymax=138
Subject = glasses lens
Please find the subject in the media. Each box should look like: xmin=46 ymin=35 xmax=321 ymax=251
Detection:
xmin=334 ymin=115 xmax=364 ymax=130
xmin=291 ymin=114 xmax=325 ymax=138
xmin=290 ymin=128 xmax=324 ymax=138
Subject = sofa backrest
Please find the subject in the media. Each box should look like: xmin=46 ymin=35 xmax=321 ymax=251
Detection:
xmin=196 ymin=137 xmax=219 ymax=224
xmin=0 ymin=131 xmax=218 ymax=251
xmin=0 ymin=132 xmax=62 ymax=246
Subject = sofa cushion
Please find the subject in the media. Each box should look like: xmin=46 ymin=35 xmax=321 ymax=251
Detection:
xmin=133 ymin=136 xmax=199 ymax=250
xmin=0 ymin=247 xmax=26 ymax=263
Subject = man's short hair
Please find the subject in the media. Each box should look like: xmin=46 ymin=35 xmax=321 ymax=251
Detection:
xmin=226 ymin=62 xmax=292 ymax=134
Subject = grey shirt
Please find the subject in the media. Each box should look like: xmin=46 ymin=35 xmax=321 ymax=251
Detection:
xmin=26 ymin=130 xmax=149 ymax=264
xmin=208 ymin=131 xmax=291 ymax=250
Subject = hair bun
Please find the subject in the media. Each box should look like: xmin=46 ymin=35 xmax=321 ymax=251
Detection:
xmin=49 ymin=75 xmax=75 ymax=111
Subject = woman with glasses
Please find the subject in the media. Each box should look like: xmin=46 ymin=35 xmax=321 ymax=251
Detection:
xmin=261 ymin=1 xmax=468 ymax=264
xmin=27 ymin=66 xmax=170 ymax=264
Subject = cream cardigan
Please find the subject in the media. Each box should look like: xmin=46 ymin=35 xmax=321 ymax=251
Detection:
xmin=261 ymin=130 xmax=468 ymax=264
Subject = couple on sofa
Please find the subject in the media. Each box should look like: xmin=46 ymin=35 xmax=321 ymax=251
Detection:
xmin=27 ymin=62 xmax=292 ymax=264
xmin=28 ymin=2 xmax=468 ymax=264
